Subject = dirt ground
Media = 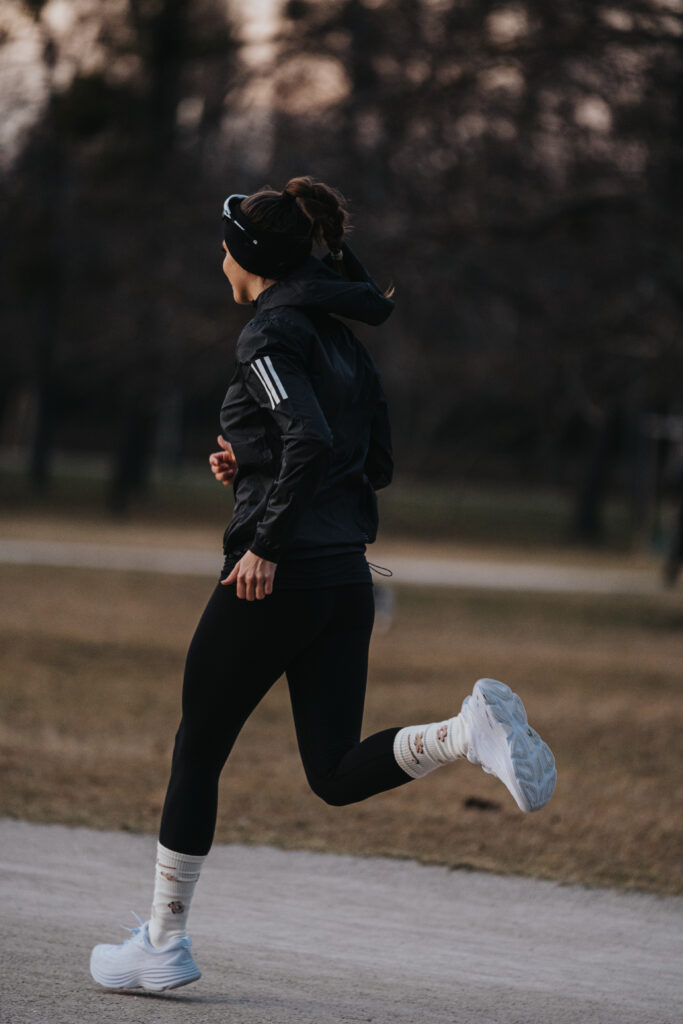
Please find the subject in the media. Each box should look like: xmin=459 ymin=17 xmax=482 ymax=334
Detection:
xmin=1 ymin=553 xmax=681 ymax=895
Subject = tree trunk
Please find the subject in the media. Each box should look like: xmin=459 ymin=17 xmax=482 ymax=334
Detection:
xmin=109 ymin=0 xmax=189 ymax=514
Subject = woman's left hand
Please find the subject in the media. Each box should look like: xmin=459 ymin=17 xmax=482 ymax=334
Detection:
xmin=221 ymin=550 xmax=276 ymax=601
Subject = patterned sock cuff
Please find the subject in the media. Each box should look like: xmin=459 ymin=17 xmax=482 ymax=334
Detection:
xmin=393 ymin=725 xmax=436 ymax=779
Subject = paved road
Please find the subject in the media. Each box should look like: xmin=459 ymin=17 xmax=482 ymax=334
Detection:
xmin=1 ymin=819 xmax=681 ymax=1024
xmin=0 ymin=537 xmax=666 ymax=595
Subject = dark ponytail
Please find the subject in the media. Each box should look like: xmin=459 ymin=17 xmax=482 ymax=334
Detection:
xmin=282 ymin=176 xmax=348 ymax=252
xmin=241 ymin=176 xmax=349 ymax=253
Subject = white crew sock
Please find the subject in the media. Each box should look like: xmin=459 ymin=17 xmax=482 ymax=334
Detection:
xmin=393 ymin=713 xmax=470 ymax=779
xmin=149 ymin=842 xmax=206 ymax=948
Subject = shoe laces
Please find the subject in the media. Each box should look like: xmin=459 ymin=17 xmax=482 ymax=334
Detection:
xmin=120 ymin=912 xmax=193 ymax=952
xmin=120 ymin=911 xmax=145 ymax=941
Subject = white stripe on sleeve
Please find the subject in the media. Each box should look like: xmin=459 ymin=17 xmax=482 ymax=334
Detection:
xmin=264 ymin=355 xmax=289 ymax=401
xmin=251 ymin=361 xmax=277 ymax=409
xmin=255 ymin=358 xmax=281 ymax=406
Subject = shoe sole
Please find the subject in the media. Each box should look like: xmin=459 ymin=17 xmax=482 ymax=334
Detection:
xmin=465 ymin=678 xmax=556 ymax=812
xmin=90 ymin=954 xmax=201 ymax=992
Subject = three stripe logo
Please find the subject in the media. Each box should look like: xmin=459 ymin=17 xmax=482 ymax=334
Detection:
xmin=250 ymin=356 xmax=289 ymax=409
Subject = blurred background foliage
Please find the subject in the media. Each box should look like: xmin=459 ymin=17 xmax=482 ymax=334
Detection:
xmin=1 ymin=0 xmax=682 ymax=540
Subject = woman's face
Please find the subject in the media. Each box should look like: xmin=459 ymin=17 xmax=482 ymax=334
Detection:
xmin=222 ymin=242 xmax=252 ymax=304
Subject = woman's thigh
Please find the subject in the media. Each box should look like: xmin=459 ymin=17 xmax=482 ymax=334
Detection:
xmin=180 ymin=583 xmax=335 ymax=738
xmin=285 ymin=585 xmax=375 ymax=777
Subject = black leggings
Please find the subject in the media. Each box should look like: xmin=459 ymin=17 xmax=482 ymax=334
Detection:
xmin=159 ymin=583 xmax=411 ymax=855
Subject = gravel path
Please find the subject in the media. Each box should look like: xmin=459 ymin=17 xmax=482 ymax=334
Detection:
xmin=0 ymin=537 xmax=664 ymax=595
xmin=1 ymin=819 xmax=681 ymax=1024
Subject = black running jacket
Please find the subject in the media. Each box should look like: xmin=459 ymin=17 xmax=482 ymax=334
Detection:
xmin=220 ymin=244 xmax=394 ymax=564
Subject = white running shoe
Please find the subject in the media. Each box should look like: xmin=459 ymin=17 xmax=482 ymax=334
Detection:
xmin=460 ymin=678 xmax=556 ymax=812
xmin=90 ymin=915 xmax=201 ymax=992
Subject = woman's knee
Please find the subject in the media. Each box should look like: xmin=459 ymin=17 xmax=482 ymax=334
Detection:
xmin=306 ymin=775 xmax=355 ymax=807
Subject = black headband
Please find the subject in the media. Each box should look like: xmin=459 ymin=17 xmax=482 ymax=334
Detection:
xmin=222 ymin=194 xmax=313 ymax=279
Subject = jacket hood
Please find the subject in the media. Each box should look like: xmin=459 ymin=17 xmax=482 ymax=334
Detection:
xmin=253 ymin=248 xmax=394 ymax=327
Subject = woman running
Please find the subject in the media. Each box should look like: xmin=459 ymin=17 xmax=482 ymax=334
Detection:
xmin=90 ymin=176 xmax=556 ymax=991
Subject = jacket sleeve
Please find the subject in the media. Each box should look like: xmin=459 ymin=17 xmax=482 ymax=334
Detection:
xmin=364 ymin=386 xmax=393 ymax=491
xmin=236 ymin=320 xmax=333 ymax=563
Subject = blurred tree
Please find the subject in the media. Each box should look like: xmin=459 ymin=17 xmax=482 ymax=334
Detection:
xmin=0 ymin=1 xmax=65 ymax=492
xmin=1 ymin=0 xmax=241 ymax=510
xmin=271 ymin=0 xmax=683 ymax=538
xmin=1 ymin=0 xmax=681 ymax=543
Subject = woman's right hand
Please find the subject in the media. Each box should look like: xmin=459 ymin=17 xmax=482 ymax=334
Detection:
xmin=209 ymin=435 xmax=238 ymax=486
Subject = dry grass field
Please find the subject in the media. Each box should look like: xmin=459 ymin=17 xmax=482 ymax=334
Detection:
xmin=1 ymin=554 xmax=681 ymax=895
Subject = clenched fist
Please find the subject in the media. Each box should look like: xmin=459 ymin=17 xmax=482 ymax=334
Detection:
xmin=209 ymin=435 xmax=238 ymax=486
